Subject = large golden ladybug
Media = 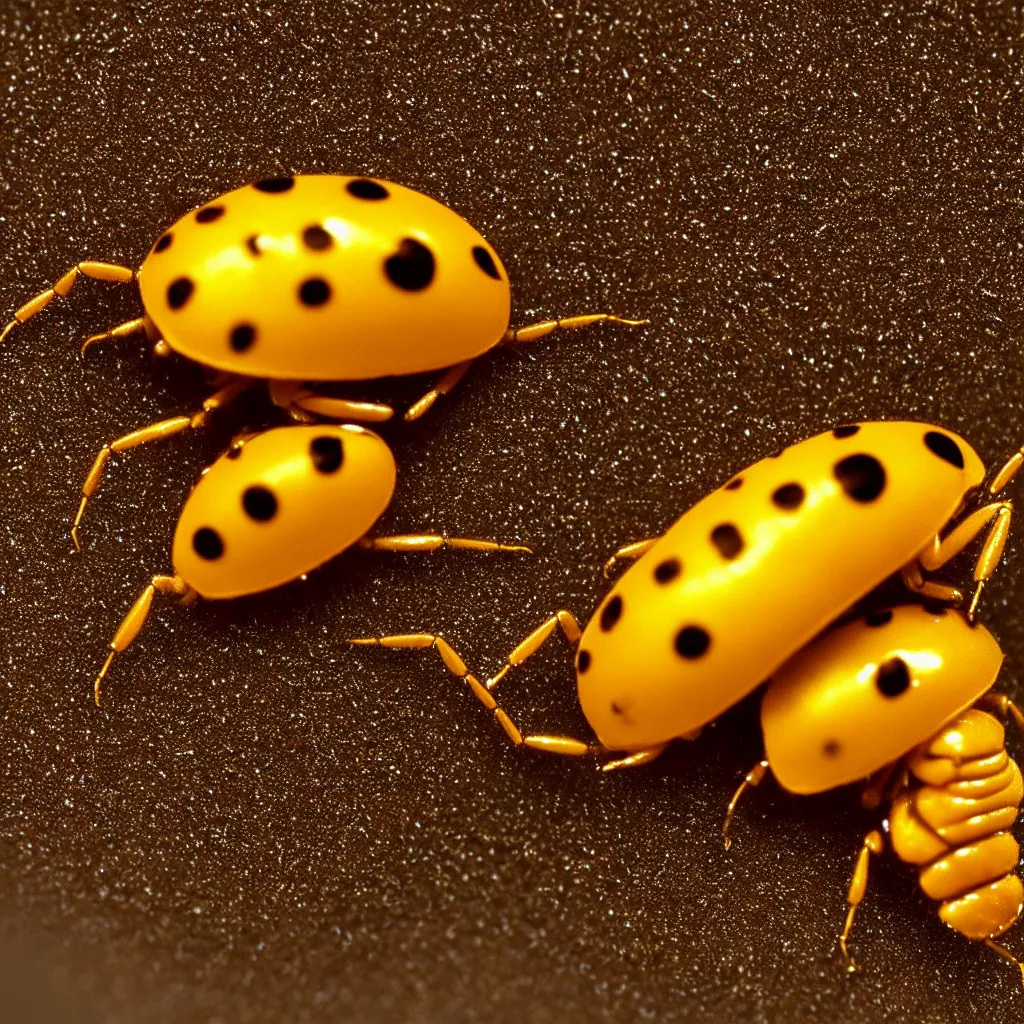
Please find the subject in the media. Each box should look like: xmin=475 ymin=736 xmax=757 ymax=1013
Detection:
xmin=1 ymin=174 xmax=642 ymax=549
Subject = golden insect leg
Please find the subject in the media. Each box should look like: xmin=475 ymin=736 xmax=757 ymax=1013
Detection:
xmin=602 ymin=538 xmax=660 ymax=579
xmin=839 ymin=829 xmax=884 ymax=973
xmin=80 ymin=314 xmax=160 ymax=357
xmin=504 ymin=313 xmax=647 ymax=344
xmin=722 ymin=759 xmax=770 ymax=851
xmin=983 ymin=939 xmax=1024 ymax=987
xmin=93 ymin=574 xmax=194 ymax=705
xmin=71 ymin=376 xmax=254 ymax=551
xmin=358 ymin=534 xmax=531 ymax=554
xmin=289 ymin=389 xmax=395 ymax=424
xmin=346 ymin=633 xmax=594 ymax=757
xmin=977 ymin=692 xmax=1024 ymax=740
xmin=485 ymin=611 xmax=583 ymax=692
xmin=0 ymin=261 xmax=136 ymax=347
xmin=404 ymin=359 xmax=474 ymax=421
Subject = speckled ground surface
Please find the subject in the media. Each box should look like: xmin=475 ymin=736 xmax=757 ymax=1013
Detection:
xmin=2 ymin=1 xmax=1024 ymax=1021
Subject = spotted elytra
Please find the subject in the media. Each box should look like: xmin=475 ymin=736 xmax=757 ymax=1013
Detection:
xmin=91 ymin=423 xmax=532 ymax=705
xmin=1 ymin=174 xmax=643 ymax=550
xmin=352 ymin=421 xmax=1024 ymax=770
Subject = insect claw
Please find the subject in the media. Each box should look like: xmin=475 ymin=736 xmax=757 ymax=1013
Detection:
xmin=0 ymin=318 xmax=17 ymax=346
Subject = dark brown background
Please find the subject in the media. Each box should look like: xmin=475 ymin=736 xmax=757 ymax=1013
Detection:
xmin=2 ymin=1 xmax=1024 ymax=1021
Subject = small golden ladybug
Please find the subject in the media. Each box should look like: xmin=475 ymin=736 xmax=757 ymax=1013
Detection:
xmin=351 ymin=421 xmax=1022 ymax=770
xmin=723 ymin=602 xmax=1024 ymax=985
xmin=1 ymin=174 xmax=643 ymax=549
xmin=92 ymin=423 xmax=530 ymax=705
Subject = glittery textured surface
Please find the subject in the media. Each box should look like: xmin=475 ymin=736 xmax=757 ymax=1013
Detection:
xmin=2 ymin=2 xmax=1024 ymax=1021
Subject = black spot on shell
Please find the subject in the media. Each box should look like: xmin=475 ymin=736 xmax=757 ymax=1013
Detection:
xmin=384 ymin=238 xmax=436 ymax=291
xmin=577 ymin=649 xmax=592 ymax=674
xmin=675 ymin=626 xmax=711 ymax=659
xmin=823 ymin=739 xmax=842 ymax=758
xmin=834 ymin=454 xmax=886 ymax=503
xmin=610 ymin=702 xmax=626 ymax=717
xmin=167 ymin=277 xmax=194 ymax=310
xmin=772 ymin=483 xmax=805 ymax=511
xmin=654 ymin=558 xmax=681 ymax=584
xmin=924 ymin=431 xmax=965 ymax=470
xmin=153 ymin=233 xmax=172 ymax=253
xmin=195 ymin=205 xmax=225 ymax=224
xmin=192 ymin=527 xmax=224 ymax=560
xmin=876 ymin=657 xmax=912 ymax=698
xmin=346 ymin=178 xmax=390 ymax=200
xmin=833 ymin=425 xmax=861 ymax=439
xmin=242 ymin=485 xmax=278 ymax=522
xmin=865 ymin=609 xmax=894 ymax=627
xmin=711 ymin=523 xmax=744 ymax=560
xmin=245 ymin=234 xmax=262 ymax=256
xmin=921 ymin=599 xmax=949 ymax=617
xmin=472 ymin=246 xmax=500 ymax=279
xmin=299 ymin=278 xmax=332 ymax=307
xmin=302 ymin=225 xmax=333 ymax=251
xmin=599 ymin=595 xmax=623 ymax=632
xmin=229 ymin=324 xmax=256 ymax=353
xmin=310 ymin=435 xmax=344 ymax=474
xmin=254 ymin=176 xmax=295 ymax=193
xmin=724 ymin=477 xmax=743 ymax=491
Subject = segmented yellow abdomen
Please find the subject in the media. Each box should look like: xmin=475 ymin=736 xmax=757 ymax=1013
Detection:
xmin=890 ymin=708 xmax=1024 ymax=940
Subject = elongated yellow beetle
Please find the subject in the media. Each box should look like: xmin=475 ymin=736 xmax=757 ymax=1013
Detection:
xmin=91 ymin=424 xmax=530 ymax=704
xmin=1 ymin=174 xmax=642 ymax=550
xmin=723 ymin=603 xmax=1024 ymax=984
xmin=351 ymin=421 xmax=1023 ymax=770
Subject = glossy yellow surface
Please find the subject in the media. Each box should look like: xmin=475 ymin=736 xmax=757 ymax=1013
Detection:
xmin=138 ymin=175 xmax=511 ymax=380
xmin=891 ymin=709 xmax=1024 ymax=941
xmin=172 ymin=424 xmax=396 ymax=599
xmin=574 ymin=421 xmax=985 ymax=751
xmin=761 ymin=605 xmax=1002 ymax=794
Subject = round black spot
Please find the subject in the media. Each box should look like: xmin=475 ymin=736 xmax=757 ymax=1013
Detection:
xmin=834 ymin=454 xmax=886 ymax=503
xmin=310 ymin=435 xmax=344 ymax=474
xmin=384 ymin=238 xmax=436 ymax=291
xmin=302 ymin=225 xmax=333 ymax=251
xmin=599 ymin=595 xmax=623 ymax=632
xmin=865 ymin=609 xmax=894 ymax=628
xmin=254 ymin=176 xmax=295 ymax=193
xmin=711 ymin=523 xmax=744 ymax=560
xmin=610 ymin=702 xmax=626 ymax=717
xmin=346 ymin=178 xmax=390 ymax=200
xmin=167 ymin=277 xmax=194 ymax=310
xmin=921 ymin=599 xmax=949 ymax=617
xmin=153 ymin=233 xmax=173 ymax=253
xmin=724 ymin=477 xmax=743 ymax=491
xmin=195 ymin=205 xmax=225 ymax=224
xmin=245 ymin=234 xmax=262 ymax=257
xmin=822 ymin=739 xmax=842 ymax=758
xmin=229 ymin=324 xmax=256 ymax=353
xmin=299 ymin=278 xmax=332 ymax=307
xmin=472 ymin=246 xmax=500 ymax=279
xmin=833 ymin=425 xmax=861 ymax=439
xmin=876 ymin=657 xmax=911 ymax=698
xmin=242 ymin=485 xmax=278 ymax=522
xmin=924 ymin=431 xmax=965 ymax=470
xmin=653 ymin=558 xmax=681 ymax=584
xmin=772 ymin=483 xmax=805 ymax=511
xmin=675 ymin=626 xmax=711 ymax=659
xmin=577 ymin=649 xmax=592 ymax=674
xmin=192 ymin=527 xmax=224 ymax=561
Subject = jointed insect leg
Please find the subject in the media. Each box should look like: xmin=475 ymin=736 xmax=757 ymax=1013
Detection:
xmin=486 ymin=611 xmax=583 ymax=692
xmin=94 ymin=574 xmax=195 ymax=705
xmin=80 ymin=314 xmax=159 ymax=357
xmin=983 ymin=939 xmax=1024 ymax=988
xmin=404 ymin=359 xmax=475 ymax=421
xmin=357 ymin=534 xmax=531 ymax=554
xmin=722 ymin=759 xmax=769 ymax=851
xmin=602 ymin=538 xmax=660 ymax=578
xmin=840 ymin=830 xmax=884 ymax=973
xmin=504 ymin=313 xmax=647 ymax=344
xmin=0 ymin=261 xmax=136 ymax=347
xmin=978 ymin=692 xmax=1024 ymax=739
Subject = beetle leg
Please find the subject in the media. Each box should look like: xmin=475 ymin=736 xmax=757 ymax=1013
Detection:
xmin=503 ymin=313 xmax=647 ymax=344
xmin=601 ymin=745 xmax=668 ymax=772
xmin=290 ymin=390 xmax=395 ymax=424
xmin=900 ymin=560 xmax=963 ymax=605
xmin=839 ymin=830 xmax=885 ymax=973
xmin=346 ymin=633 xmax=596 ymax=757
xmin=722 ymin=759 xmax=770 ymax=851
xmin=93 ymin=574 xmax=194 ymax=705
xmin=80 ymin=314 xmax=160 ymax=357
xmin=983 ymin=939 xmax=1024 ymax=988
xmin=602 ymin=538 xmax=660 ymax=578
xmin=988 ymin=444 xmax=1024 ymax=496
xmin=484 ymin=611 xmax=583 ymax=692
xmin=0 ymin=261 xmax=136 ymax=348
xmin=977 ymin=693 xmax=1024 ymax=740
xmin=71 ymin=376 xmax=254 ymax=551
xmin=357 ymin=534 xmax=531 ymax=554
xmin=404 ymin=359 xmax=475 ymax=421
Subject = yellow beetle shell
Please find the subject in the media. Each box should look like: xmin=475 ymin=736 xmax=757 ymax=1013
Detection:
xmin=138 ymin=175 xmax=511 ymax=381
xmin=575 ymin=422 xmax=985 ymax=751
xmin=761 ymin=605 xmax=1003 ymax=794
xmin=172 ymin=424 xmax=396 ymax=599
